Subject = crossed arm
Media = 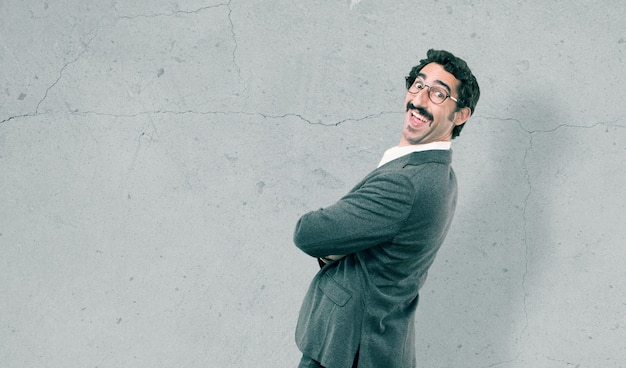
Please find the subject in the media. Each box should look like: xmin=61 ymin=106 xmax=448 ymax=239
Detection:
xmin=293 ymin=172 xmax=415 ymax=260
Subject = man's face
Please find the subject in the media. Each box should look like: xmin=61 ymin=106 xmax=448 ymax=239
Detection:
xmin=400 ymin=62 xmax=467 ymax=146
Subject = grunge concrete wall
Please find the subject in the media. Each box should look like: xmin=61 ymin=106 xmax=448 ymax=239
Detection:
xmin=1 ymin=1 xmax=624 ymax=367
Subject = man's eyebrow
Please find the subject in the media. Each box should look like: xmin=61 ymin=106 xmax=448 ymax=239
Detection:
xmin=417 ymin=72 xmax=452 ymax=94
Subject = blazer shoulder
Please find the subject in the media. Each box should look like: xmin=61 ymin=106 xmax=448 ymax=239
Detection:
xmin=404 ymin=149 xmax=452 ymax=167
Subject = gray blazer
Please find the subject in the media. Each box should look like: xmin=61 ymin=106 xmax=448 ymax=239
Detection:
xmin=294 ymin=150 xmax=457 ymax=368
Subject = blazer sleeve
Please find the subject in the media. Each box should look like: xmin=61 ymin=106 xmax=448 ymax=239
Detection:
xmin=293 ymin=171 xmax=414 ymax=257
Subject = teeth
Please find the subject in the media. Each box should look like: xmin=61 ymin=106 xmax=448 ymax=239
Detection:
xmin=411 ymin=111 xmax=429 ymax=123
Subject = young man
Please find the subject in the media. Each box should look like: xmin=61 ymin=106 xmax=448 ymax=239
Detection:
xmin=293 ymin=49 xmax=480 ymax=368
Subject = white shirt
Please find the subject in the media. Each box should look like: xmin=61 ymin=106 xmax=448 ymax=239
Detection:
xmin=377 ymin=141 xmax=451 ymax=168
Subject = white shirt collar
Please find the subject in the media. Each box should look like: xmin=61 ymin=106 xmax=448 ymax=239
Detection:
xmin=377 ymin=141 xmax=451 ymax=168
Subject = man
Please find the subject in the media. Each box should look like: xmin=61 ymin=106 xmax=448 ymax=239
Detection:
xmin=293 ymin=49 xmax=480 ymax=368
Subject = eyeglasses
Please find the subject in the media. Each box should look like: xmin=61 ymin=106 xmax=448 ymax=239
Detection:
xmin=405 ymin=76 xmax=458 ymax=104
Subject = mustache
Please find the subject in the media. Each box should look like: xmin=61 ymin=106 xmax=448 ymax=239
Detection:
xmin=406 ymin=102 xmax=433 ymax=122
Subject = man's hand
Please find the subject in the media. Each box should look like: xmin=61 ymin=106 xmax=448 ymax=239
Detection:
xmin=320 ymin=254 xmax=346 ymax=264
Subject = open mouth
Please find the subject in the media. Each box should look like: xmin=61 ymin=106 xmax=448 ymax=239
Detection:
xmin=411 ymin=110 xmax=431 ymax=123
xmin=409 ymin=109 xmax=432 ymax=127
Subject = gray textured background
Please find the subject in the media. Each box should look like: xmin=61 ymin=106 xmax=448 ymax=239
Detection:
xmin=1 ymin=1 xmax=625 ymax=367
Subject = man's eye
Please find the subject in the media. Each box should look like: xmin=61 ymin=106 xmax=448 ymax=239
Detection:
xmin=433 ymin=90 xmax=445 ymax=98
xmin=414 ymin=82 xmax=425 ymax=89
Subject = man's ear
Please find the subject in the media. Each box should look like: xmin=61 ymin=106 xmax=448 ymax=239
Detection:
xmin=453 ymin=107 xmax=472 ymax=126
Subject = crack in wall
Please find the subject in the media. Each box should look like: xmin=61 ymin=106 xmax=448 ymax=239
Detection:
xmin=2 ymin=2 xmax=243 ymax=126
xmin=114 ymin=3 xmax=229 ymax=19
xmin=63 ymin=109 xmax=398 ymax=127
xmin=519 ymin=125 xmax=533 ymax=357
xmin=3 ymin=107 xmax=399 ymax=127
xmin=34 ymin=27 xmax=100 ymax=115
xmin=546 ymin=356 xmax=583 ymax=367
xmin=320 ymin=111 xmax=399 ymax=126
xmin=113 ymin=1 xmax=243 ymax=93
xmin=1 ymin=113 xmax=36 ymax=125
xmin=114 ymin=2 xmax=239 ymax=73
xmin=483 ymin=357 xmax=519 ymax=368
xmin=1 ymin=24 xmax=101 ymax=124
xmin=225 ymin=0 xmax=240 ymax=80
xmin=65 ymin=109 xmax=313 ymax=124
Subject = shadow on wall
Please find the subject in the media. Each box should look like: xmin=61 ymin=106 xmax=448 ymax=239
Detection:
xmin=425 ymin=93 xmax=565 ymax=366
xmin=499 ymin=94 xmax=563 ymax=363
xmin=507 ymin=91 xmax=625 ymax=364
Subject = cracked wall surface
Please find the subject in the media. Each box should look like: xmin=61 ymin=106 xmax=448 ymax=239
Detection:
xmin=1 ymin=1 xmax=625 ymax=367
